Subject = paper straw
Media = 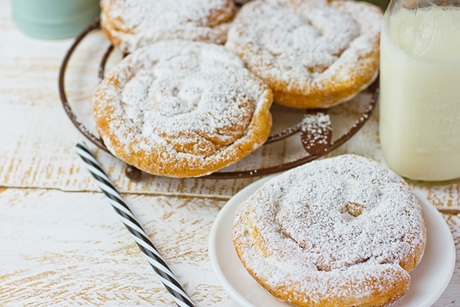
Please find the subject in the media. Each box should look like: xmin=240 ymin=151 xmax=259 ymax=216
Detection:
xmin=75 ymin=142 xmax=195 ymax=307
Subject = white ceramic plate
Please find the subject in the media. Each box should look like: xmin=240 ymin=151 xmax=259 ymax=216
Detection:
xmin=209 ymin=176 xmax=456 ymax=307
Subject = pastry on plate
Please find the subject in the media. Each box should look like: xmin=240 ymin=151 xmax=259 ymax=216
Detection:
xmin=226 ymin=0 xmax=382 ymax=108
xmin=232 ymin=154 xmax=426 ymax=307
xmin=100 ymin=0 xmax=236 ymax=53
xmin=93 ymin=40 xmax=273 ymax=178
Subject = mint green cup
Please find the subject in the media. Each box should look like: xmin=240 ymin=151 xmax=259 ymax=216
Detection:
xmin=12 ymin=0 xmax=101 ymax=39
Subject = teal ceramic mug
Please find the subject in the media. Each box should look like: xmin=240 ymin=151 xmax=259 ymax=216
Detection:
xmin=12 ymin=0 xmax=100 ymax=39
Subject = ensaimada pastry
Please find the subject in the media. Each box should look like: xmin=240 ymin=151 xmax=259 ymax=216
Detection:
xmin=93 ymin=40 xmax=273 ymax=178
xmin=226 ymin=0 xmax=382 ymax=108
xmin=233 ymin=154 xmax=426 ymax=307
xmin=101 ymin=0 xmax=236 ymax=53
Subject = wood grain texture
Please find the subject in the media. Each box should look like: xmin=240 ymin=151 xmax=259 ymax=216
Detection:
xmin=432 ymin=214 xmax=460 ymax=307
xmin=1 ymin=1 xmax=459 ymax=208
xmin=0 ymin=2 xmax=450 ymax=207
xmin=1 ymin=0 xmax=460 ymax=305
xmin=0 ymin=188 xmax=458 ymax=306
xmin=0 ymin=188 xmax=238 ymax=306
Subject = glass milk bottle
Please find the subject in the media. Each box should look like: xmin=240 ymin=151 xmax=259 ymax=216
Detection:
xmin=379 ymin=0 xmax=460 ymax=183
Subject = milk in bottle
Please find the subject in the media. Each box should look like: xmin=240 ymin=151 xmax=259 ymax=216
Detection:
xmin=379 ymin=2 xmax=460 ymax=182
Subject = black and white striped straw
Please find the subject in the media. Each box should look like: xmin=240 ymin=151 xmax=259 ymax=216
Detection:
xmin=75 ymin=142 xmax=195 ymax=307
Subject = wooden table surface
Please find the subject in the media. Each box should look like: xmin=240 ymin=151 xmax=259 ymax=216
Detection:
xmin=0 ymin=1 xmax=459 ymax=306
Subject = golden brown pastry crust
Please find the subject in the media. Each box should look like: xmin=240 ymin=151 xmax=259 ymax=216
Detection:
xmin=226 ymin=0 xmax=382 ymax=108
xmin=232 ymin=155 xmax=427 ymax=307
xmin=93 ymin=40 xmax=273 ymax=178
xmin=100 ymin=0 xmax=236 ymax=53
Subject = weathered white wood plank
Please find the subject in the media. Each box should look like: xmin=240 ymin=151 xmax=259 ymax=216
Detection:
xmin=1 ymin=0 xmax=459 ymax=306
xmin=0 ymin=188 xmax=238 ymax=306
xmin=432 ymin=214 xmax=460 ymax=307
xmin=1 ymin=1 xmax=459 ymax=206
xmin=0 ymin=188 xmax=458 ymax=306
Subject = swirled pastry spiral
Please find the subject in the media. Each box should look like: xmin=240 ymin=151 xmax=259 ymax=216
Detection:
xmin=93 ymin=40 xmax=273 ymax=178
xmin=233 ymin=155 xmax=426 ymax=307
xmin=226 ymin=0 xmax=382 ymax=108
xmin=100 ymin=0 xmax=236 ymax=53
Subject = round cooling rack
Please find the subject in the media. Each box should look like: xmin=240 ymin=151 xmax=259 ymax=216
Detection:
xmin=58 ymin=18 xmax=380 ymax=180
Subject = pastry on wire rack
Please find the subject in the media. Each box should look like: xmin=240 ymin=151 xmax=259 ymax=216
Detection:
xmin=233 ymin=154 xmax=426 ymax=307
xmin=226 ymin=0 xmax=382 ymax=108
xmin=100 ymin=0 xmax=236 ymax=53
xmin=93 ymin=40 xmax=273 ymax=178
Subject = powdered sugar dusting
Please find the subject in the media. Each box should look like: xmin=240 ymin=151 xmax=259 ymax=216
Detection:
xmin=94 ymin=40 xmax=272 ymax=176
xmin=226 ymin=0 xmax=382 ymax=86
xmin=233 ymin=155 xmax=426 ymax=304
xmin=301 ymin=112 xmax=331 ymax=134
xmin=101 ymin=0 xmax=235 ymax=53
xmin=301 ymin=112 xmax=332 ymax=151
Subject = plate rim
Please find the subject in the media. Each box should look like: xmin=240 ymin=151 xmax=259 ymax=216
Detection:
xmin=209 ymin=176 xmax=456 ymax=307
xmin=411 ymin=189 xmax=456 ymax=305
xmin=209 ymin=175 xmax=275 ymax=307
